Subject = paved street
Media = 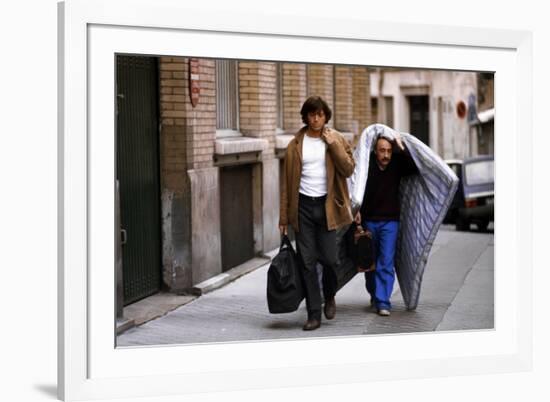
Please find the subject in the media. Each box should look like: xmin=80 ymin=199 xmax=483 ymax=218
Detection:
xmin=117 ymin=225 xmax=493 ymax=346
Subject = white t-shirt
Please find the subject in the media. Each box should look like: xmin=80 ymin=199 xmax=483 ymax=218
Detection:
xmin=299 ymin=134 xmax=327 ymax=196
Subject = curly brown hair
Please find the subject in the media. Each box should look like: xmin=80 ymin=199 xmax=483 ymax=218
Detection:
xmin=300 ymin=96 xmax=332 ymax=125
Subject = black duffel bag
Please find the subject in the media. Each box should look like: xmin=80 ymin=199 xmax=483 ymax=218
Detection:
xmin=267 ymin=235 xmax=305 ymax=314
xmin=345 ymin=222 xmax=375 ymax=273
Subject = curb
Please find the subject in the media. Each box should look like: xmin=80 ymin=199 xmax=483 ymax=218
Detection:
xmin=190 ymin=256 xmax=271 ymax=295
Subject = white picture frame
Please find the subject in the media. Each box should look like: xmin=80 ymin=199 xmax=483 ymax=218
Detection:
xmin=58 ymin=0 xmax=533 ymax=400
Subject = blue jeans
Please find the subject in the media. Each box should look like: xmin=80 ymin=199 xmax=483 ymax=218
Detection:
xmin=362 ymin=220 xmax=399 ymax=310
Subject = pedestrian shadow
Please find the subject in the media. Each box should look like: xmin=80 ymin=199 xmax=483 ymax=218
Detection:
xmin=265 ymin=321 xmax=301 ymax=330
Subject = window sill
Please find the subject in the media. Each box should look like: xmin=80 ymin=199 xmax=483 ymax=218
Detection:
xmin=215 ymin=129 xmax=243 ymax=139
xmin=215 ymin=136 xmax=269 ymax=155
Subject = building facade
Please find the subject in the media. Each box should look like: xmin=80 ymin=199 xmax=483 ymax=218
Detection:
xmin=116 ymin=56 xmax=373 ymax=305
xmin=471 ymin=72 xmax=495 ymax=156
xmin=369 ymin=68 xmax=481 ymax=159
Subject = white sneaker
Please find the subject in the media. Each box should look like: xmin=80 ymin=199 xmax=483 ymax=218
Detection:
xmin=377 ymin=309 xmax=391 ymax=317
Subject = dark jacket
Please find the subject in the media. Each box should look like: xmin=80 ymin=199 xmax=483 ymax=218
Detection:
xmin=361 ymin=147 xmax=418 ymax=221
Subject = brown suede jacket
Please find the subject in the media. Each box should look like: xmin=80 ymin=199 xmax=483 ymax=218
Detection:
xmin=279 ymin=126 xmax=355 ymax=232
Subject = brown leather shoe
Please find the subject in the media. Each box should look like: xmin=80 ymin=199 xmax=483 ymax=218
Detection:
xmin=324 ymin=297 xmax=336 ymax=320
xmin=302 ymin=318 xmax=321 ymax=331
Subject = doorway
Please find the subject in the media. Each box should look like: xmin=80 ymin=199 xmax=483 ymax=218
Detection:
xmin=116 ymin=55 xmax=162 ymax=305
xmin=220 ymin=164 xmax=255 ymax=271
xmin=408 ymin=95 xmax=430 ymax=146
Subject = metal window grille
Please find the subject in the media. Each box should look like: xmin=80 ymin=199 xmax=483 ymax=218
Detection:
xmin=216 ymin=60 xmax=238 ymax=130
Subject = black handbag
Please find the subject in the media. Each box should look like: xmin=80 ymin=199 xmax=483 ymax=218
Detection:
xmin=345 ymin=222 xmax=375 ymax=273
xmin=266 ymin=235 xmax=305 ymax=314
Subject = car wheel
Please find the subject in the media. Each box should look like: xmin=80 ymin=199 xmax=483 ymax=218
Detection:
xmin=456 ymin=216 xmax=469 ymax=231
xmin=476 ymin=221 xmax=489 ymax=231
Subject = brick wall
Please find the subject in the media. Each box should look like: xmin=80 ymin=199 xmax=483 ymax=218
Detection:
xmin=307 ymin=64 xmax=334 ymax=127
xmin=282 ymin=63 xmax=307 ymax=132
xmin=159 ymin=57 xmax=187 ymax=191
xmin=188 ymin=59 xmax=216 ymax=169
xmin=159 ymin=57 xmax=216 ymax=177
xmin=158 ymin=57 xmax=217 ymax=290
xmin=352 ymin=66 xmax=372 ymax=134
xmin=239 ymin=61 xmax=277 ymax=158
xmin=334 ymin=66 xmax=354 ymax=132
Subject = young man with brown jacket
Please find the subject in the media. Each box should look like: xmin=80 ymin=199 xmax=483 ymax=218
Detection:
xmin=279 ymin=96 xmax=355 ymax=330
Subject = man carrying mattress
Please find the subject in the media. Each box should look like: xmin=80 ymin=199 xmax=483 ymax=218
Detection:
xmin=349 ymin=124 xmax=459 ymax=316
xmin=353 ymin=130 xmax=417 ymax=316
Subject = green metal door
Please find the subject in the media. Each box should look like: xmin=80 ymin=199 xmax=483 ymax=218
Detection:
xmin=116 ymin=55 xmax=162 ymax=305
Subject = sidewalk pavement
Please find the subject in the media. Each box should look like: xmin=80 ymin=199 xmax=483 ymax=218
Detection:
xmin=117 ymin=226 xmax=493 ymax=346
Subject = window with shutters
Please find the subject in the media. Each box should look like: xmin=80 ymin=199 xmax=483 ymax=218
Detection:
xmin=216 ymin=59 xmax=240 ymax=137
